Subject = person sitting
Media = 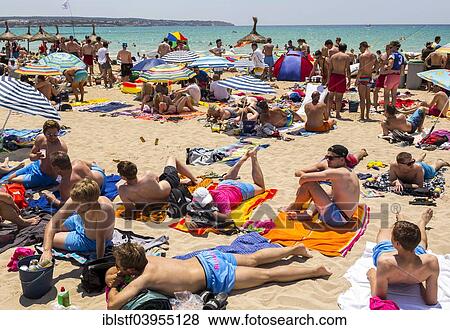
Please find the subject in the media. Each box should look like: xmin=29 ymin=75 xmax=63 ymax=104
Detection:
xmin=35 ymin=75 xmax=58 ymax=102
xmin=296 ymin=149 xmax=368 ymax=174
xmin=397 ymin=87 xmax=449 ymax=118
xmin=155 ymin=83 xmax=169 ymax=96
xmin=140 ymin=83 xmax=155 ymax=112
xmin=286 ymin=145 xmax=360 ymax=227
xmin=41 ymin=151 xmax=106 ymax=207
xmin=389 ymin=152 xmax=449 ymax=193
xmin=185 ymin=147 xmax=264 ymax=230
xmin=64 ymin=67 xmax=88 ymax=102
xmin=209 ymin=74 xmax=229 ymax=101
xmin=5 ymin=120 xmax=68 ymax=189
xmin=367 ymin=209 xmax=438 ymax=306
xmin=173 ymin=78 xmax=201 ymax=106
xmin=117 ymin=157 xmax=198 ymax=219
xmin=304 ymin=91 xmax=336 ymax=132
xmin=258 ymin=100 xmax=302 ymax=128
xmin=39 ymin=178 xmax=115 ymax=265
xmin=381 ymin=105 xmax=425 ymax=136
xmin=192 ymin=66 xmax=210 ymax=100
xmin=0 ymin=190 xmax=40 ymax=228
xmin=105 ymin=242 xmax=331 ymax=309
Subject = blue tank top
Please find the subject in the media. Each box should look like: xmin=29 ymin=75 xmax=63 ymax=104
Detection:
xmin=390 ymin=52 xmax=405 ymax=71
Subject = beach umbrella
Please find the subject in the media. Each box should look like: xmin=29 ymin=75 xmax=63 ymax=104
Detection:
xmin=217 ymin=75 xmax=275 ymax=94
xmin=15 ymin=64 xmax=62 ymax=76
xmin=131 ymin=58 xmax=166 ymax=72
xmin=436 ymin=43 xmax=450 ymax=54
xmin=188 ymin=56 xmax=233 ymax=69
xmin=30 ymin=26 xmax=58 ymax=43
xmin=138 ymin=64 xmax=195 ymax=83
xmin=161 ymin=50 xmax=199 ymax=64
xmin=167 ymin=32 xmax=188 ymax=42
xmin=38 ymin=52 xmax=86 ymax=71
xmin=0 ymin=21 xmax=19 ymax=41
xmin=417 ymin=69 xmax=450 ymax=91
xmin=235 ymin=17 xmax=268 ymax=48
xmin=232 ymin=59 xmax=256 ymax=69
xmin=16 ymin=26 xmax=33 ymax=41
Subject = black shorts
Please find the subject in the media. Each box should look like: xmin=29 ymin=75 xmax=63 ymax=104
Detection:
xmin=159 ymin=166 xmax=180 ymax=189
xmin=121 ymin=63 xmax=133 ymax=77
xmin=100 ymin=62 xmax=112 ymax=70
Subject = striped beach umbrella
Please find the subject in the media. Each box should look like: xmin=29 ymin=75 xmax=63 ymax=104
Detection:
xmin=436 ymin=43 xmax=450 ymax=54
xmin=39 ymin=52 xmax=86 ymax=71
xmin=139 ymin=64 xmax=195 ymax=83
xmin=232 ymin=59 xmax=256 ymax=69
xmin=188 ymin=56 xmax=233 ymax=69
xmin=15 ymin=64 xmax=62 ymax=76
xmin=217 ymin=75 xmax=276 ymax=94
xmin=417 ymin=69 xmax=450 ymax=91
xmin=132 ymin=58 xmax=166 ymax=72
xmin=162 ymin=51 xmax=199 ymax=64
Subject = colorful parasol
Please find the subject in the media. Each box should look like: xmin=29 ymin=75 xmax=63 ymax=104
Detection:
xmin=15 ymin=64 xmax=62 ymax=76
xmin=139 ymin=64 xmax=195 ymax=83
xmin=167 ymin=32 xmax=188 ymax=42
xmin=417 ymin=69 xmax=450 ymax=91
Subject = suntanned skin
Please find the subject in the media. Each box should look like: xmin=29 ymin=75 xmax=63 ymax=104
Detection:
xmin=65 ymin=39 xmax=81 ymax=57
xmin=327 ymin=50 xmax=351 ymax=119
xmin=117 ymin=47 xmax=133 ymax=82
xmin=157 ymin=41 xmax=171 ymax=58
xmin=0 ymin=191 xmax=40 ymax=227
xmin=305 ymin=91 xmax=336 ymax=131
xmin=397 ymin=91 xmax=449 ymax=118
xmin=259 ymin=107 xmax=302 ymax=128
xmin=373 ymin=46 xmax=390 ymax=111
xmin=35 ymin=78 xmax=57 ymax=101
xmin=380 ymin=108 xmax=424 ymax=135
xmin=310 ymin=53 xmax=327 ymax=84
xmin=263 ymin=40 xmax=274 ymax=79
xmin=106 ymin=244 xmax=331 ymax=310
xmin=367 ymin=209 xmax=439 ymax=305
xmin=82 ymin=42 xmax=95 ymax=86
xmin=356 ymin=45 xmax=377 ymax=121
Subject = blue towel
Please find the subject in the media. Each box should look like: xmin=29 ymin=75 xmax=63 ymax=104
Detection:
xmin=78 ymin=102 xmax=132 ymax=113
xmin=103 ymin=174 xmax=121 ymax=200
xmin=175 ymin=232 xmax=279 ymax=260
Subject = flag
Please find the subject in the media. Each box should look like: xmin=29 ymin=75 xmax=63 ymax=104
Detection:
xmin=62 ymin=0 xmax=70 ymax=10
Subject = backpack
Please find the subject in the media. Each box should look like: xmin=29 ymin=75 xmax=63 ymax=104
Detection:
xmin=391 ymin=130 xmax=414 ymax=145
xmin=80 ymin=255 xmax=116 ymax=294
xmin=121 ymin=290 xmax=172 ymax=310
xmin=167 ymin=184 xmax=192 ymax=218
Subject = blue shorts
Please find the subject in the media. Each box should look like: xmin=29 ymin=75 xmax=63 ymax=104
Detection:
xmin=9 ymin=161 xmax=57 ymax=189
xmin=196 ymin=250 xmax=237 ymax=294
xmin=418 ymin=162 xmax=436 ymax=180
xmin=64 ymin=213 xmax=112 ymax=253
xmin=91 ymin=164 xmax=106 ymax=195
xmin=74 ymin=70 xmax=88 ymax=83
xmin=219 ymin=180 xmax=255 ymax=201
xmin=319 ymin=203 xmax=350 ymax=227
xmin=264 ymin=56 xmax=275 ymax=67
xmin=407 ymin=109 xmax=425 ymax=133
xmin=372 ymin=240 xmax=427 ymax=266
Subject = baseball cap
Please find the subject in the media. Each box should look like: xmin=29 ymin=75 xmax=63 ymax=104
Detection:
xmin=328 ymin=145 xmax=349 ymax=158
xmin=192 ymin=187 xmax=213 ymax=207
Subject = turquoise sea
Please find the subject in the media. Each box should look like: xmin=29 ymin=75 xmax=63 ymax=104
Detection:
xmin=7 ymin=25 xmax=450 ymax=55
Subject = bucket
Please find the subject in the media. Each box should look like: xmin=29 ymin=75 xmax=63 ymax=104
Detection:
xmin=242 ymin=121 xmax=256 ymax=134
xmin=349 ymin=101 xmax=359 ymax=113
xmin=18 ymin=255 xmax=54 ymax=299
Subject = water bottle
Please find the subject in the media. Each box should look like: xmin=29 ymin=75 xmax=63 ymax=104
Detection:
xmin=203 ymin=292 xmax=228 ymax=310
xmin=57 ymin=287 xmax=70 ymax=307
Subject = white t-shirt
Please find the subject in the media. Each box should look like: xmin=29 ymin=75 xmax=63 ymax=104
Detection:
xmin=210 ymin=81 xmax=229 ymax=100
xmin=186 ymin=84 xmax=201 ymax=105
xmin=251 ymin=49 xmax=265 ymax=68
xmin=97 ymin=47 xmax=109 ymax=64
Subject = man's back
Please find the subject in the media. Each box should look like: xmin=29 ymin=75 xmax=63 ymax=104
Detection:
xmin=330 ymin=52 xmax=350 ymax=75
xmin=118 ymin=50 xmax=132 ymax=63
xmin=429 ymin=52 xmax=445 ymax=67
xmin=119 ymin=172 xmax=171 ymax=204
xmin=82 ymin=196 xmax=115 ymax=242
xmin=305 ymin=102 xmax=327 ymax=127
xmin=263 ymin=43 xmax=274 ymax=56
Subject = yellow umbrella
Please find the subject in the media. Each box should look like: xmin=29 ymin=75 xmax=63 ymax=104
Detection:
xmin=436 ymin=43 xmax=450 ymax=54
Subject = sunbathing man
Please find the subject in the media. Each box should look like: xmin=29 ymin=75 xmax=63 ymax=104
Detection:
xmin=39 ymin=178 xmax=115 ymax=265
xmin=5 ymin=120 xmax=68 ymax=189
xmin=304 ymin=91 xmax=336 ymax=132
xmin=367 ymin=209 xmax=438 ymax=305
xmin=258 ymin=100 xmax=302 ymax=128
xmin=356 ymin=42 xmax=377 ymax=121
xmin=117 ymin=157 xmax=198 ymax=219
xmin=381 ymin=105 xmax=425 ymax=136
xmin=185 ymin=147 xmax=264 ymax=229
xmin=0 ymin=190 xmax=40 ymax=227
xmin=106 ymin=242 xmax=331 ymax=309
xmin=295 ymin=149 xmax=368 ymax=174
xmin=389 ymin=152 xmax=449 ymax=193
xmin=286 ymin=145 xmax=360 ymax=227
xmin=41 ymin=151 xmax=106 ymax=207
xmin=397 ymin=88 xmax=449 ymax=118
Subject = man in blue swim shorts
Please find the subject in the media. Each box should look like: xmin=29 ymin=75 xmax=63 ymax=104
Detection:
xmin=105 ymin=242 xmax=331 ymax=309
xmin=4 ymin=120 xmax=68 ymax=189
xmin=367 ymin=209 xmax=439 ymax=305
xmin=39 ymin=178 xmax=115 ymax=266
xmin=381 ymin=105 xmax=425 ymax=136
xmin=64 ymin=67 xmax=88 ymax=102
xmin=263 ymin=38 xmax=275 ymax=80
xmin=389 ymin=152 xmax=449 ymax=193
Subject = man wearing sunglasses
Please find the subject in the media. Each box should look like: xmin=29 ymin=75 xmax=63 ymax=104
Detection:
xmin=287 ymin=145 xmax=360 ymax=227
xmin=389 ymin=152 xmax=449 ymax=193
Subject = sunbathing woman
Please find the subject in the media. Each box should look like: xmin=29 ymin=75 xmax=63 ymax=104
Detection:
xmin=258 ymin=100 xmax=302 ymax=128
xmin=140 ymin=83 xmax=155 ymax=112
xmin=157 ymin=95 xmax=197 ymax=115
xmin=207 ymin=105 xmax=243 ymax=123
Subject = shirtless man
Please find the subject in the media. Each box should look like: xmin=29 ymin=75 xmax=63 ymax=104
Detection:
xmin=65 ymin=36 xmax=81 ymax=58
xmin=257 ymin=100 xmax=302 ymax=128
xmin=397 ymin=88 xmax=449 ymax=118
xmin=356 ymin=42 xmax=377 ymax=121
xmin=42 ymin=151 xmax=106 ymax=207
xmin=327 ymin=44 xmax=351 ymax=119
xmin=81 ymin=39 xmax=95 ymax=86
xmin=367 ymin=209 xmax=439 ymax=306
xmin=384 ymin=41 xmax=406 ymax=109
xmin=35 ymin=75 xmax=57 ymax=101
xmin=304 ymin=91 xmax=336 ymax=132
xmin=373 ymin=45 xmax=390 ymax=111
xmin=309 ymin=50 xmax=327 ymax=84
xmin=6 ymin=120 xmax=68 ymax=189
xmin=381 ymin=105 xmax=425 ymax=136
xmin=157 ymin=38 xmax=171 ymax=58
xmin=117 ymin=43 xmax=133 ymax=82
xmin=286 ymin=145 xmax=360 ymax=227
xmin=263 ymin=38 xmax=275 ymax=80
xmin=64 ymin=68 xmax=88 ymax=102
xmin=321 ymin=39 xmax=338 ymax=59
xmin=117 ymin=157 xmax=198 ymax=219
xmin=39 ymin=178 xmax=115 ymax=265
xmin=389 ymin=152 xmax=448 ymax=193
xmin=424 ymin=51 xmax=447 ymax=91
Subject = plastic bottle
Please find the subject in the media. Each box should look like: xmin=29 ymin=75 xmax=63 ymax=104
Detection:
xmin=57 ymin=287 xmax=70 ymax=308
xmin=203 ymin=292 xmax=228 ymax=310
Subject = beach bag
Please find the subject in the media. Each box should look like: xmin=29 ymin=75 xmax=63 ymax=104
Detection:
xmin=4 ymin=183 xmax=28 ymax=209
xmin=391 ymin=130 xmax=414 ymax=145
xmin=167 ymin=185 xmax=192 ymax=218
xmin=122 ymin=290 xmax=172 ymax=310
xmin=186 ymin=204 xmax=239 ymax=235
xmin=80 ymin=255 xmax=116 ymax=294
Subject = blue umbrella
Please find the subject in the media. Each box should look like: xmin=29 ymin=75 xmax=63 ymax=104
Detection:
xmin=131 ymin=59 xmax=166 ymax=72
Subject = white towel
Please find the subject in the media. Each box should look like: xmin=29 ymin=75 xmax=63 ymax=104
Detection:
xmin=338 ymin=242 xmax=450 ymax=310
xmin=297 ymin=84 xmax=328 ymax=116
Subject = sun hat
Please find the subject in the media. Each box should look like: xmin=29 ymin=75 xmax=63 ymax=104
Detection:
xmin=192 ymin=187 xmax=213 ymax=208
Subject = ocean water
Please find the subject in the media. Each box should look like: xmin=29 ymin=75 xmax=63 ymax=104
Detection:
xmin=7 ymin=25 xmax=450 ymax=55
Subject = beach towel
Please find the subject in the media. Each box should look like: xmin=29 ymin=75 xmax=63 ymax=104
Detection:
xmin=175 ymin=232 xmax=279 ymax=260
xmin=337 ymin=242 xmax=450 ymax=310
xmin=1 ymin=128 xmax=69 ymax=151
xmin=287 ymin=126 xmax=336 ymax=137
xmin=169 ymin=189 xmax=277 ymax=236
xmin=70 ymin=98 xmax=110 ymax=108
xmin=263 ymin=204 xmax=370 ymax=257
xmin=78 ymin=102 xmax=132 ymax=113
xmin=297 ymin=84 xmax=328 ymax=116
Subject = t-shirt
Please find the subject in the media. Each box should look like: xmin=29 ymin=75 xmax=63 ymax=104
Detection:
xmin=389 ymin=52 xmax=405 ymax=71
xmin=195 ymin=70 xmax=209 ymax=83
xmin=210 ymin=81 xmax=229 ymax=100
xmin=210 ymin=184 xmax=243 ymax=215
xmin=97 ymin=47 xmax=109 ymax=65
xmin=251 ymin=49 xmax=265 ymax=68
xmin=186 ymin=84 xmax=201 ymax=105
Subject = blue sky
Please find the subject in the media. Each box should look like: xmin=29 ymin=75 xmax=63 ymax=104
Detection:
xmin=2 ymin=0 xmax=450 ymax=26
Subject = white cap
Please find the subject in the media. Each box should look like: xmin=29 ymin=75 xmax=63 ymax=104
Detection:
xmin=192 ymin=187 xmax=213 ymax=207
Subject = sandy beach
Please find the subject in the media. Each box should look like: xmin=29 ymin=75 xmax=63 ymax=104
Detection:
xmin=0 ymin=71 xmax=449 ymax=310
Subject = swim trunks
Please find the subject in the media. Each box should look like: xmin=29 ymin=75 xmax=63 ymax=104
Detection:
xmin=264 ymin=56 xmax=275 ymax=67
xmin=328 ymin=73 xmax=347 ymax=94
xmin=375 ymin=74 xmax=387 ymax=88
xmin=357 ymin=76 xmax=371 ymax=86
xmin=384 ymin=74 xmax=401 ymax=90
xmin=345 ymin=154 xmax=359 ymax=169
xmin=428 ymin=105 xmax=445 ymax=117
xmin=319 ymin=203 xmax=352 ymax=227
xmin=196 ymin=250 xmax=237 ymax=294
xmin=64 ymin=213 xmax=113 ymax=252
xmin=417 ymin=162 xmax=436 ymax=180
xmin=407 ymin=108 xmax=425 ymax=133
xmin=8 ymin=161 xmax=57 ymax=189
xmin=372 ymin=240 xmax=426 ymax=266
xmin=219 ymin=180 xmax=255 ymax=201
xmin=305 ymin=121 xmax=332 ymax=133
xmin=83 ymin=54 xmax=94 ymax=66
xmin=91 ymin=163 xmax=107 ymax=195
xmin=159 ymin=166 xmax=180 ymax=189
xmin=73 ymin=70 xmax=88 ymax=83
xmin=121 ymin=63 xmax=133 ymax=77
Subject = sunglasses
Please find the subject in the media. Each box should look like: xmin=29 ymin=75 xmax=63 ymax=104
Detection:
xmin=45 ymin=133 xmax=59 ymax=137
xmin=325 ymin=155 xmax=343 ymax=161
xmin=400 ymin=160 xmax=415 ymax=166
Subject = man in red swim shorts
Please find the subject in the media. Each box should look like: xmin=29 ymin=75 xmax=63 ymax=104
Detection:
xmin=82 ymin=39 xmax=95 ymax=86
xmin=327 ymin=43 xmax=352 ymax=119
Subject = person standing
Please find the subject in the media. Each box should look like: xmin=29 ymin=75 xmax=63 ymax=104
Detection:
xmin=327 ymin=43 xmax=351 ymax=119
xmin=373 ymin=44 xmax=390 ymax=112
xmin=209 ymin=39 xmax=225 ymax=57
xmin=65 ymin=36 xmax=81 ymax=58
xmin=97 ymin=42 xmax=113 ymax=89
xmin=263 ymin=38 xmax=275 ymax=80
xmin=82 ymin=39 xmax=95 ymax=86
xmin=117 ymin=43 xmax=133 ymax=82
xmin=356 ymin=41 xmax=377 ymax=121
xmin=157 ymin=38 xmax=171 ymax=58
xmin=384 ymin=41 xmax=405 ymax=109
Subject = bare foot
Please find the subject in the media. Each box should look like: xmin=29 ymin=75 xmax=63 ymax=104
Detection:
xmin=19 ymin=216 xmax=40 ymax=228
xmin=292 ymin=244 xmax=313 ymax=258
xmin=438 ymin=159 xmax=450 ymax=167
xmin=421 ymin=208 xmax=433 ymax=226
xmin=360 ymin=149 xmax=368 ymax=158
xmin=247 ymin=146 xmax=259 ymax=158
xmin=316 ymin=265 xmax=333 ymax=277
